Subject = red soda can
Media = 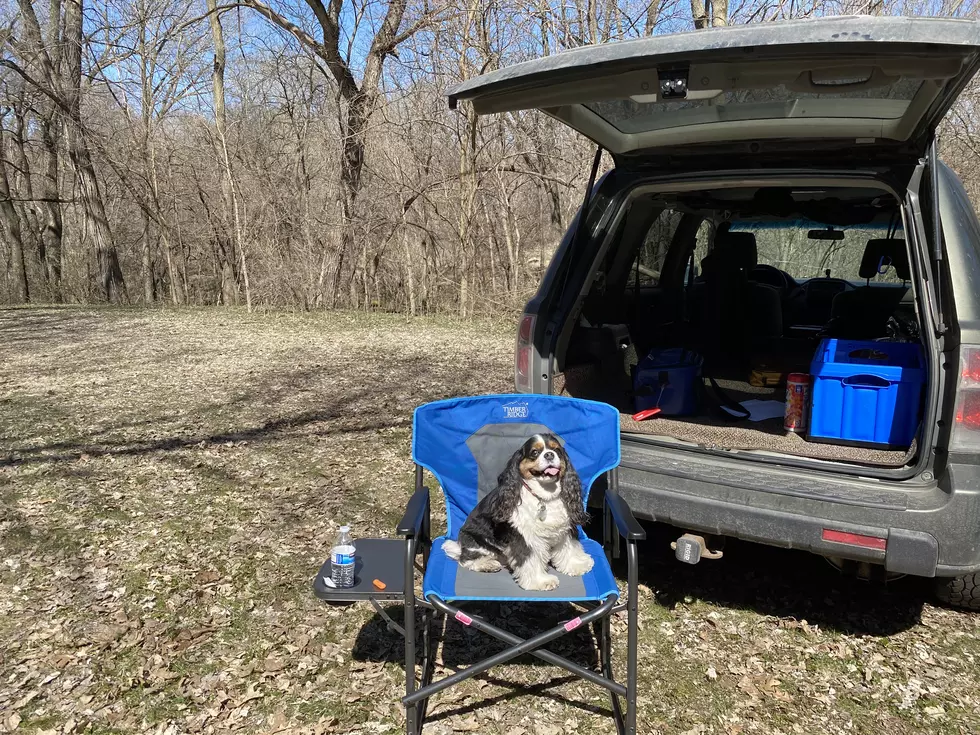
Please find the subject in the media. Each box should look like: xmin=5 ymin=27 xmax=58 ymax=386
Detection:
xmin=784 ymin=373 xmax=810 ymax=433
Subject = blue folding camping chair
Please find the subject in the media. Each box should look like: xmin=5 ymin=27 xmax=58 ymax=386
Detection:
xmin=313 ymin=394 xmax=646 ymax=734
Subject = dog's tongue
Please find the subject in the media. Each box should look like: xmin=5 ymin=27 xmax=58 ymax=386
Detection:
xmin=543 ymin=467 xmax=560 ymax=477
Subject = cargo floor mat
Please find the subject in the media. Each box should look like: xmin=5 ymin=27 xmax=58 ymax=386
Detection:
xmin=555 ymin=369 xmax=916 ymax=468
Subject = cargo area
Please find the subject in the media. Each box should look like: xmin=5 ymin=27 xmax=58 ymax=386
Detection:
xmin=554 ymin=183 xmax=927 ymax=469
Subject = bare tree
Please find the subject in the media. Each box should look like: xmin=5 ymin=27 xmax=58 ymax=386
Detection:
xmin=64 ymin=0 xmax=127 ymax=301
xmin=13 ymin=0 xmax=127 ymax=301
xmin=235 ymin=0 xmax=438 ymax=307
xmin=0 ymin=115 xmax=29 ymax=302
xmin=206 ymin=0 xmax=250 ymax=309
xmin=3 ymin=0 xmax=979 ymax=315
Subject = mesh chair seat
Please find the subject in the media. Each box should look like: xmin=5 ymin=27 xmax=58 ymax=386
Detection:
xmin=423 ymin=534 xmax=619 ymax=602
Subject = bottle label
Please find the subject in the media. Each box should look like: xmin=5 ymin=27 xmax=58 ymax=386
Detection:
xmin=333 ymin=551 xmax=354 ymax=565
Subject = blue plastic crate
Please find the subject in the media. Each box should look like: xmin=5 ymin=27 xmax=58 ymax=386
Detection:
xmin=808 ymin=339 xmax=925 ymax=448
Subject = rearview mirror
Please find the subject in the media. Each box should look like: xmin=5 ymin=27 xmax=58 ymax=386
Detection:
xmin=808 ymin=228 xmax=845 ymax=241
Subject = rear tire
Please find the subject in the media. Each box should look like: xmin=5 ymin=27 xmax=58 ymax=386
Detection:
xmin=935 ymin=573 xmax=980 ymax=611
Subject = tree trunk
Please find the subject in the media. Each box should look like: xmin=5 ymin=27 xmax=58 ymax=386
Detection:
xmin=42 ymin=0 xmax=64 ymax=293
xmin=0 ymin=129 xmax=29 ymax=303
xmin=457 ymin=105 xmax=479 ymax=318
xmin=207 ymin=0 xmax=248 ymax=309
xmin=585 ymin=0 xmax=599 ymax=44
xmin=646 ymin=0 xmax=660 ymax=34
xmin=138 ymin=22 xmax=156 ymax=305
xmin=16 ymin=0 xmax=64 ymax=295
xmin=63 ymin=0 xmax=126 ymax=302
xmin=140 ymin=208 xmax=155 ymax=303
xmin=711 ymin=0 xmax=727 ymax=26
xmin=37 ymin=116 xmax=63 ymax=293
xmin=691 ymin=0 xmax=708 ymax=29
xmin=404 ymin=232 xmax=416 ymax=316
xmin=330 ymin=94 xmax=371 ymax=308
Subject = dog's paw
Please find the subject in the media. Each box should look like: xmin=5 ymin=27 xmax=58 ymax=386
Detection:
xmin=556 ymin=554 xmax=594 ymax=576
xmin=469 ymin=557 xmax=503 ymax=573
xmin=520 ymin=573 xmax=560 ymax=591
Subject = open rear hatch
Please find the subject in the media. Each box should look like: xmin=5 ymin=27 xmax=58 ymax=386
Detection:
xmin=449 ymin=16 xmax=980 ymax=474
xmin=448 ymin=16 xmax=980 ymax=163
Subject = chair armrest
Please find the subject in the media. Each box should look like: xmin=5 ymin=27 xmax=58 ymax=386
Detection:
xmin=605 ymin=491 xmax=646 ymax=541
xmin=396 ymin=487 xmax=429 ymax=537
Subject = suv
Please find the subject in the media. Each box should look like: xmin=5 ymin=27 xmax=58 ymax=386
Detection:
xmin=448 ymin=16 xmax=980 ymax=609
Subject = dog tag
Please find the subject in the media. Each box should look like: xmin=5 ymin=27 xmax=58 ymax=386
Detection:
xmin=538 ymin=502 xmax=547 ymax=521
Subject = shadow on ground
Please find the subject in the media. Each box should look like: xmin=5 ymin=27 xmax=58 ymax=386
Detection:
xmin=346 ymin=508 xmax=930 ymax=724
xmin=1 ymin=356 xmax=491 ymax=468
xmin=620 ymin=519 xmax=929 ymax=637
xmin=351 ymin=600 xmax=614 ymax=723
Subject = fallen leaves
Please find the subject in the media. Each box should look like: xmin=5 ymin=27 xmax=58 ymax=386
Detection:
xmin=3 ymin=307 xmax=980 ymax=735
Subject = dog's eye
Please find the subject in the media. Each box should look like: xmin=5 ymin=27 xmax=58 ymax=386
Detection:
xmin=529 ymin=449 xmax=539 ymax=457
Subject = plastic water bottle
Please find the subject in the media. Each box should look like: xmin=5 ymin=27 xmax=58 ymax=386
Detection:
xmin=330 ymin=526 xmax=356 ymax=588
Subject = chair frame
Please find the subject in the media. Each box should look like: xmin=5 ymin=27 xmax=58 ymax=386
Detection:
xmin=394 ymin=463 xmax=646 ymax=735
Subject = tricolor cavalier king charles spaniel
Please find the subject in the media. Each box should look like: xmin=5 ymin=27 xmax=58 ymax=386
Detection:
xmin=443 ymin=433 xmax=593 ymax=591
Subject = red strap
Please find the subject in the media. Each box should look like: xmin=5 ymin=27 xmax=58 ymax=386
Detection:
xmin=632 ymin=407 xmax=662 ymax=421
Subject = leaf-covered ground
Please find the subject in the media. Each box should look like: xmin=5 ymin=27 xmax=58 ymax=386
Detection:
xmin=1 ymin=306 xmax=978 ymax=735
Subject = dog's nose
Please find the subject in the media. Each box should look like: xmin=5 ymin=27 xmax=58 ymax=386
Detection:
xmin=543 ymin=451 xmax=555 ymax=461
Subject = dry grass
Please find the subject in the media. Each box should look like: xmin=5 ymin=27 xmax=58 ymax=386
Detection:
xmin=1 ymin=306 xmax=979 ymax=735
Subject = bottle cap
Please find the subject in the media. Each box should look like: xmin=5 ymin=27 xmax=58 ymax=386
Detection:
xmin=340 ymin=525 xmax=350 ymax=532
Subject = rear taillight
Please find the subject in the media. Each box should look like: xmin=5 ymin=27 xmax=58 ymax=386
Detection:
xmin=951 ymin=346 xmax=980 ymax=451
xmin=515 ymin=313 xmax=535 ymax=392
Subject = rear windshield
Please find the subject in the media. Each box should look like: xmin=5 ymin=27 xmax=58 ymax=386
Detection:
xmin=586 ymin=77 xmax=921 ymax=134
xmin=730 ymin=220 xmax=907 ymax=283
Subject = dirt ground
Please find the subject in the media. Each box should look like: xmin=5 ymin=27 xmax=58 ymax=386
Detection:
xmin=1 ymin=306 xmax=979 ymax=735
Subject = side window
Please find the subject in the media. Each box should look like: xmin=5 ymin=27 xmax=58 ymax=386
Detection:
xmin=631 ymin=210 xmax=682 ymax=286
xmin=692 ymin=220 xmax=714 ymax=278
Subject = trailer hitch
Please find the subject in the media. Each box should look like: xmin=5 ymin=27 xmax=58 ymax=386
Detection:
xmin=671 ymin=533 xmax=724 ymax=564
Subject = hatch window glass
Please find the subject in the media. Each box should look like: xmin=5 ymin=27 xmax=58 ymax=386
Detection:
xmin=586 ymin=77 xmax=922 ymax=134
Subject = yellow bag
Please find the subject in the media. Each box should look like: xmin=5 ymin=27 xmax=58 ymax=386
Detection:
xmin=749 ymin=367 xmax=785 ymax=388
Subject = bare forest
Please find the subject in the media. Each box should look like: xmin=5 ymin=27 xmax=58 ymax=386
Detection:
xmin=2 ymin=0 xmax=979 ymax=316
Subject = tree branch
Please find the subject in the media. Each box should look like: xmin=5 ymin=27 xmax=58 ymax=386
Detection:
xmin=0 ymin=59 xmax=70 ymax=116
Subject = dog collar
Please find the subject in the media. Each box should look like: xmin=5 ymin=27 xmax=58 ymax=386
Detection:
xmin=522 ymin=479 xmax=553 ymax=521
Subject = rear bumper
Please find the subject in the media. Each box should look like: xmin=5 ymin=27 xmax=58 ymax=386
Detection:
xmin=616 ymin=438 xmax=980 ymax=577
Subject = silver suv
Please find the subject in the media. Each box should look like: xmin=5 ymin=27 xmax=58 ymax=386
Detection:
xmin=449 ymin=16 xmax=980 ymax=609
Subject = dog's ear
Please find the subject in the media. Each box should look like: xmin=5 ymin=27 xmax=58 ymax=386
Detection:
xmin=558 ymin=449 xmax=589 ymax=527
xmin=485 ymin=447 xmax=524 ymax=523
xmin=496 ymin=444 xmax=524 ymax=487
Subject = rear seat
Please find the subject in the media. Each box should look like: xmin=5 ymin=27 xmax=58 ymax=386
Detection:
xmin=698 ymin=229 xmax=782 ymax=368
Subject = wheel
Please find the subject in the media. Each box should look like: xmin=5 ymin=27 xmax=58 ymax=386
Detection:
xmin=935 ymin=573 xmax=980 ymax=611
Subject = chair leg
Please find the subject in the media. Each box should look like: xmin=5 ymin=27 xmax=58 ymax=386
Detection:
xmin=599 ymin=615 xmax=625 ymax=734
xmin=626 ymin=540 xmax=639 ymax=735
xmin=603 ymin=499 xmax=613 ymax=564
xmin=405 ymin=540 xmax=418 ymax=735
xmin=416 ymin=608 xmax=438 ymax=727
xmin=405 ymin=623 xmax=416 ymax=734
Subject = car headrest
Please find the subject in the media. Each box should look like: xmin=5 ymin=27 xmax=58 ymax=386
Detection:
xmin=860 ymin=239 xmax=910 ymax=280
xmin=711 ymin=230 xmax=758 ymax=271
